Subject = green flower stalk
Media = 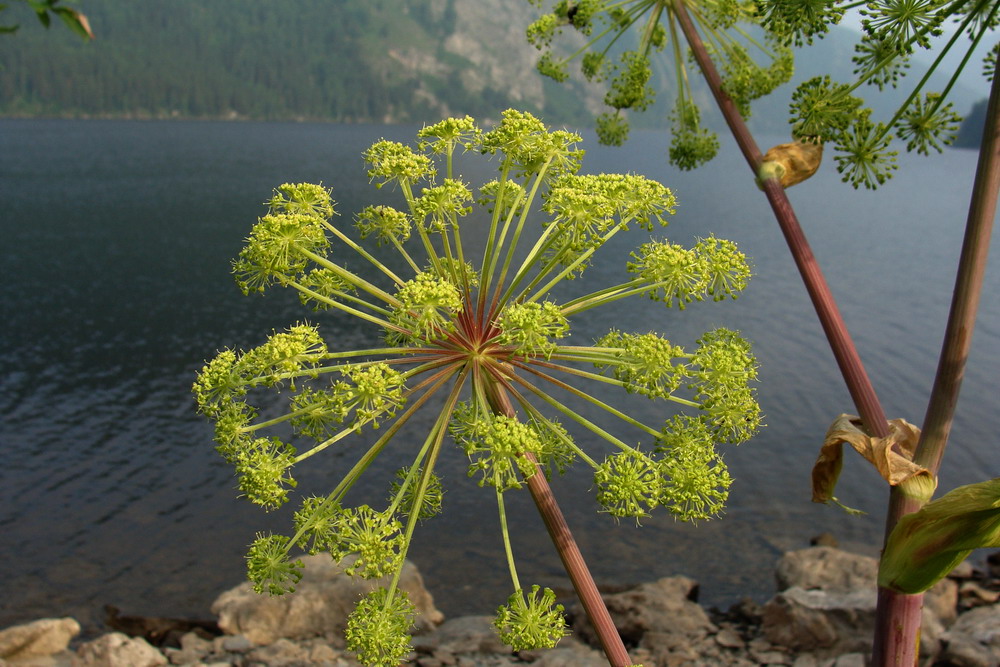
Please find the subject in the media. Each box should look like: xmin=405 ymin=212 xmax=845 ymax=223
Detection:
xmin=526 ymin=0 xmax=999 ymax=187
xmin=194 ymin=110 xmax=759 ymax=666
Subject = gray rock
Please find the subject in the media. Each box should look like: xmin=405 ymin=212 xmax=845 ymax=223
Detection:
xmin=245 ymin=637 xmax=343 ymax=666
xmin=761 ymin=586 xmax=875 ymax=655
xmin=412 ymin=616 xmax=508 ymax=656
xmin=72 ymin=632 xmax=166 ymax=667
xmin=941 ymin=604 xmax=1000 ymax=665
xmin=790 ymin=654 xmax=819 ymax=667
xmin=751 ymin=648 xmax=790 ymax=664
xmin=163 ymin=631 xmax=214 ymax=665
xmin=529 ymin=637 xmax=608 ymax=667
xmin=219 ymin=634 xmax=254 ymax=653
xmin=0 ymin=618 xmax=80 ymax=661
xmin=774 ymin=546 xmax=956 ymax=625
xmin=716 ymin=628 xmax=746 ymax=650
xmin=767 ymin=546 xmax=960 ymax=660
xmin=937 ymin=634 xmax=996 ymax=667
xmin=829 ymin=653 xmax=865 ymax=667
xmin=920 ymin=605 xmax=946 ymax=662
xmin=572 ymin=575 xmax=715 ymax=650
xmin=0 ymin=652 xmax=75 ymax=667
xmin=211 ymin=554 xmax=443 ymax=646
xmin=774 ymin=548 xmax=877 ymax=594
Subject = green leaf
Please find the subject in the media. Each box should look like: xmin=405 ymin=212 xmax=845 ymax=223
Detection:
xmin=52 ymin=6 xmax=92 ymax=40
xmin=879 ymin=478 xmax=1000 ymax=594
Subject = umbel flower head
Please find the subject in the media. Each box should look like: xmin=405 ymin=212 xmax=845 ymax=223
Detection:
xmin=526 ymin=0 xmax=794 ymax=169
xmin=526 ymin=0 xmax=997 ymax=188
xmin=193 ymin=110 xmax=760 ymax=666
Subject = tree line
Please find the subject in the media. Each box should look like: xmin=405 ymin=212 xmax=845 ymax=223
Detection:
xmin=0 ymin=0 xmax=587 ymax=124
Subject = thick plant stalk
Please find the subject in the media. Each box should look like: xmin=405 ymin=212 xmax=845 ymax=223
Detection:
xmin=489 ymin=384 xmax=632 ymax=667
xmin=912 ymin=55 xmax=1000 ymax=483
xmin=871 ymin=51 xmax=1000 ymax=667
xmin=670 ymin=0 xmax=890 ymax=438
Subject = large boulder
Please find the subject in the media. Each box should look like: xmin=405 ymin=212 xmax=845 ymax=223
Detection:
xmin=73 ymin=632 xmax=166 ymax=667
xmin=763 ymin=546 xmax=959 ymax=660
xmin=762 ymin=586 xmax=876 ymax=655
xmin=210 ymin=554 xmax=444 ymax=646
xmin=571 ymin=575 xmax=715 ymax=661
xmin=0 ymin=617 xmax=80 ymax=662
xmin=938 ymin=604 xmax=1000 ymax=667
xmin=774 ymin=546 xmax=877 ymax=593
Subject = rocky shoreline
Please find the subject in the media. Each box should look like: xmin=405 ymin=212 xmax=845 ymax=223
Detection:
xmin=1 ymin=545 xmax=997 ymax=667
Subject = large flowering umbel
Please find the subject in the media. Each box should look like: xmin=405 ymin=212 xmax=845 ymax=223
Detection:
xmin=527 ymin=0 xmax=998 ymax=188
xmin=193 ymin=110 xmax=759 ymax=666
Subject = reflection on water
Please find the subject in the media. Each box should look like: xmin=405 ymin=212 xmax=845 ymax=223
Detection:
xmin=1 ymin=119 xmax=997 ymax=633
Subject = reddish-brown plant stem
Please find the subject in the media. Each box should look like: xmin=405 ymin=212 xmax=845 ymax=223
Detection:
xmin=670 ymin=0 xmax=890 ymax=438
xmin=487 ymin=382 xmax=633 ymax=667
xmin=912 ymin=64 xmax=1000 ymax=478
xmin=872 ymin=50 xmax=1000 ymax=667
xmin=668 ymin=3 xmax=928 ymax=664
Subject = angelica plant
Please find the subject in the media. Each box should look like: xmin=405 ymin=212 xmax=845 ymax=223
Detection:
xmin=194 ymin=110 xmax=759 ymax=667
xmin=527 ymin=0 xmax=997 ymax=187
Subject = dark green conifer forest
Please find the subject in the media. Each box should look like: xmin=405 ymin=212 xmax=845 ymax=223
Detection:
xmin=0 ymin=0 xmax=591 ymax=123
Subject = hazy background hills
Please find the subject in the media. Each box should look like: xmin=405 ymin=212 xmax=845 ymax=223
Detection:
xmin=0 ymin=0 xmax=990 ymax=138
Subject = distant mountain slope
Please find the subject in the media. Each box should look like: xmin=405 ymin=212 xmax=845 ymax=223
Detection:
xmin=955 ymin=97 xmax=988 ymax=148
xmin=0 ymin=0 xmax=601 ymax=124
xmin=0 ymin=0 xmax=988 ymax=133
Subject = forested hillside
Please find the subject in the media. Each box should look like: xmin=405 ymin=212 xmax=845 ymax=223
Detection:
xmin=0 ymin=0 xmax=600 ymax=124
xmin=0 ymin=0 xmax=986 ymax=133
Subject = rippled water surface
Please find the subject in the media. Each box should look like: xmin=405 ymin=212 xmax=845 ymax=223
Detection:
xmin=1 ymin=119 xmax=998 ymax=633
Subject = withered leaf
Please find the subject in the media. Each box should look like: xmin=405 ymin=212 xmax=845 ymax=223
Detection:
xmin=811 ymin=414 xmax=932 ymax=506
xmin=758 ymin=139 xmax=822 ymax=189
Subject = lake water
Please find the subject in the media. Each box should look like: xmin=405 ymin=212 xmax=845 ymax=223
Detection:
xmin=1 ymin=118 xmax=998 ymax=635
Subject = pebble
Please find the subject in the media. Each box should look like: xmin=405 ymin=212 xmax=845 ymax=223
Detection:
xmin=716 ymin=627 xmax=746 ymax=649
xmin=219 ymin=635 xmax=253 ymax=653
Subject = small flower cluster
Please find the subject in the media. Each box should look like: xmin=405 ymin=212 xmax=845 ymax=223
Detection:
xmin=194 ymin=110 xmax=759 ymax=666
xmin=525 ymin=0 xmax=793 ymax=168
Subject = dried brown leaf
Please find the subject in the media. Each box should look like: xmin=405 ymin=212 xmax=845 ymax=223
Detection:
xmin=812 ymin=414 xmax=933 ymax=505
xmin=758 ymin=139 xmax=823 ymax=188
